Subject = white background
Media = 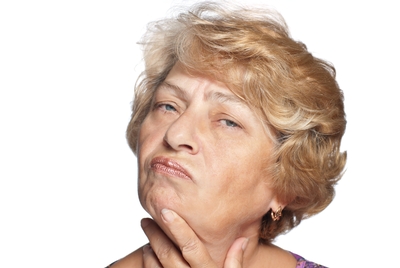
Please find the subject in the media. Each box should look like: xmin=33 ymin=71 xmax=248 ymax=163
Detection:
xmin=1 ymin=0 xmax=399 ymax=267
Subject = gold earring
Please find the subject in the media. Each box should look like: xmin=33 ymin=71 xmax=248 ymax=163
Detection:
xmin=271 ymin=206 xmax=283 ymax=221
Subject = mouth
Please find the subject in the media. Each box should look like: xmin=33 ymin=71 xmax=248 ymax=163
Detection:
xmin=150 ymin=157 xmax=192 ymax=181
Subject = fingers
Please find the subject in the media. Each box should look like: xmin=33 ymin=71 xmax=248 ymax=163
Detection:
xmin=223 ymin=237 xmax=248 ymax=268
xmin=141 ymin=218 xmax=189 ymax=267
xmin=160 ymin=209 xmax=216 ymax=268
xmin=142 ymin=244 xmax=163 ymax=268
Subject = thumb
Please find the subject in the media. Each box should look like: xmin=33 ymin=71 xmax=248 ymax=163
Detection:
xmin=223 ymin=237 xmax=248 ymax=268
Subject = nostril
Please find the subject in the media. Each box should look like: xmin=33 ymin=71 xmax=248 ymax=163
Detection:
xmin=162 ymin=136 xmax=172 ymax=149
xmin=178 ymin=144 xmax=194 ymax=151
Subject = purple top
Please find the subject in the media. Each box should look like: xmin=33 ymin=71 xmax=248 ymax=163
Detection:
xmin=291 ymin=252 xmax=327 ymax=268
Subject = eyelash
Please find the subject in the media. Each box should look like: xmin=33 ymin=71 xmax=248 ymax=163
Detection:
xmin=155 ymin=103 xmax=177 ymax=113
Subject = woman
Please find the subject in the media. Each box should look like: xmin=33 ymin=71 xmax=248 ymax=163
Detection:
xmin=108 ymin=1 xmax=346 ymax=267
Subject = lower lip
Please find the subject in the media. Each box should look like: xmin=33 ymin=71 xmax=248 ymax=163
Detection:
xmin=151 ymin=163 xmax=191 ymax=180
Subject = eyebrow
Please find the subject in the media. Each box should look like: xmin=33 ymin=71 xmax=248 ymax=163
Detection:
xmin=158 ymin=81 xmax=190 ymax=101
xmin=159 ymin=81 xmax=246 ymax=107
xmin=207 ymin=91 xmax=245 ymax=106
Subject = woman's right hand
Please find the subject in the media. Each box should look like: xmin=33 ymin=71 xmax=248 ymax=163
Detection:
xmin=141 ymin=209 xmax=248 ymax=267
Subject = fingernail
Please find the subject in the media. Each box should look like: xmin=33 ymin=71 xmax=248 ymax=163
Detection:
xmin=161 ymin=208 xmax=174 ymax=223
xmin=242 ymin=238 xmax=249 ymax=251
xmin=141 ymin=218 xmax=150 ymax=228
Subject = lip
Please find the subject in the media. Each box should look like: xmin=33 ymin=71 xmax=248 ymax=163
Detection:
xmin=150 ymin=156 xmax=192 ymax=181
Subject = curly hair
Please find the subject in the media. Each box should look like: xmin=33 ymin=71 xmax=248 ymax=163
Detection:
xmin=126 ymin=1 xmax=347 ymax=244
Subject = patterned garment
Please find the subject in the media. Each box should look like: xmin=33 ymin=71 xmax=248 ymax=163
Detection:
xmin=291 ymin=252 xmax=327 ymax=268
xmin=106 ymin=252 xmax=327 ymax=267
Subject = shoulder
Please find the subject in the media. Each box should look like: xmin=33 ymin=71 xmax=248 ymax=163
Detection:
xmin=290 ymin=252 xmax=327 ymax=268
xmin=256 ymin=244 xmax=298 ymax=267
xmin=105 ymin=246 xmax=143 ymax=268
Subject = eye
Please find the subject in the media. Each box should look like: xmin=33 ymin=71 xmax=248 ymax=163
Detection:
xmin=163 ymin=104 xmax=176 ymax=111
xmin=220 ymin=119 xmax=240 ymax=128
xmin=155 ymin=103 xmax=177 ymax=112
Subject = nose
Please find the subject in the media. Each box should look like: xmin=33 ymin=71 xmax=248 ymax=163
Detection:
xmin=163 ymin=111 xmax=200 ymax=154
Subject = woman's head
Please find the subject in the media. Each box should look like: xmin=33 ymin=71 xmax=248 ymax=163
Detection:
xmin=127 ymin=2 xmax=346 ymax=243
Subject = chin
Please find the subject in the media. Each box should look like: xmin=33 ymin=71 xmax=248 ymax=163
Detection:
xmin=140 ymin=187 xmax=182 ymax=219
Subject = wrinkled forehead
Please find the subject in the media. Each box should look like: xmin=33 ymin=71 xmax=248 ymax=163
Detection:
xmin=174 ymin=61 xmax=248 ymax=102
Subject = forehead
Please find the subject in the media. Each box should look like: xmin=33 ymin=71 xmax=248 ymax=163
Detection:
xmin=160 ymin=62 xmax=247 ymax=103
xmin=157 ymin=80 xmax=248 ymax=108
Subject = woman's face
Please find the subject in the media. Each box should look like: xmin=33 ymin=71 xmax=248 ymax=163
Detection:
xmin=137 ymin=63 xmax=278 ymax=240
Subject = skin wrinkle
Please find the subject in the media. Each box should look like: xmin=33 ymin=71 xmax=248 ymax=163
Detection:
xmin=160 ymin=79 xmax=247 ymax=108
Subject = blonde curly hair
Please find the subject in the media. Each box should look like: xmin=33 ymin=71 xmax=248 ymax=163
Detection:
xmin=126 ymin=1 xmax=347 ymax=243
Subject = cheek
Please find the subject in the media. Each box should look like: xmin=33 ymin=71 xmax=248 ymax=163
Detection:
xmin=210 ymin=142 xmax=267 ymax=184
xmin=207 ymin=146 xmax=272 ymax=205
xmin=137 ymin=119 xmax=164 ymax=160
xmin=137 ymin=118 xmax=153 ymax=150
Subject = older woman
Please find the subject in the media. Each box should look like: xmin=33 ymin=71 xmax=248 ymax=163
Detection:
xmin=108 ymin=2 xmax=346 ymax=267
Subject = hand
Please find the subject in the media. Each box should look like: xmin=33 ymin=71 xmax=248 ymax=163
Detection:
xmin=141 ymin=209 xmax=248 ymax=267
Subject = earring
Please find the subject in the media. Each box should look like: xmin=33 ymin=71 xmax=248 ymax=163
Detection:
xmin=271 ymin=206 xmax=283 ymax=221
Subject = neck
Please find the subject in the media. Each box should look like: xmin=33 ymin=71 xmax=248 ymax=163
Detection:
xmin=194 ymin=221 xmax=264 ymax=267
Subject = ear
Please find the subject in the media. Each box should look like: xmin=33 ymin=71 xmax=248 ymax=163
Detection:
xmin=269 ymin=197 xmax=286 ymax=221
xmin=269 ymin=196 xmax=286 ymax=212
